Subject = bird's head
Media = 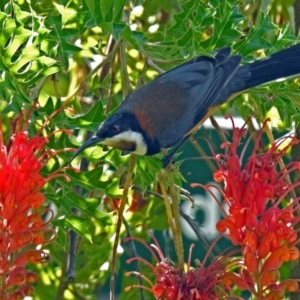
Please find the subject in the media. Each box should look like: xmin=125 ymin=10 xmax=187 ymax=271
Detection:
xmin=71 ymin=111 xmax=148 ymax=161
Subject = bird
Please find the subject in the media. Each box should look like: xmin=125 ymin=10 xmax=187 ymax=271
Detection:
xmin=72 ymin=44 xmax=300 ymax=166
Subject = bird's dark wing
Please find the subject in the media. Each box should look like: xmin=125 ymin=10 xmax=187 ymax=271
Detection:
xmin=119 ymin=47 xmax=241 ymax=149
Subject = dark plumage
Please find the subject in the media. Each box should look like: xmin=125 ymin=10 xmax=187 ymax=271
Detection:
xmin=72 ymin=44 xmax=300 ymax=165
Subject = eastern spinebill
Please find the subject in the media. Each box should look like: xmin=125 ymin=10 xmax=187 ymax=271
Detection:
xmin=72 ymin=44 xmax=300 ymax=166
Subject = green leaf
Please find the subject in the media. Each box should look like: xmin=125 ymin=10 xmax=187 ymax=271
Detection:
xmin=234 ymin=13 xmax=276 ymax=55
xmin=63 ymin=190 xmax=112 ymax=224
xmin=85 ymin=0 xmax=104 ymax=25
xmin=0 ymin=6 xmax=61 ymax=87
xmin=52 ymin=219 xmax=67 ymax=249
xmin=113 ymin=0 xmax=126 ymax=20
xmin=53 ymin=3 xmax=77 ymax=27
xmin=69 ymin=100 xmax=105 ymax=131
xmin=177 ymin=27 xmax=193 ymax=47
xmin=67 ymin=167 xmax=105 ymax=191
xmin=112 ymin=22 xmax=127 ymax=40
xmin=100 ymin=0 xmax=113 ymax=21
xmin=46 ymin=14 xmax=82 ymax=69
xmin=201 ymin=1 xmax=244 ymax=49
xmin=133 ymin=156 xmax=162 ymax=190
xmin=65 ymin=215 xmax=93 ymax=242
xmin=3 ymin=27 xmax=32 ymax=60
xmin=170 ymin=0 xmax=197 ymax=36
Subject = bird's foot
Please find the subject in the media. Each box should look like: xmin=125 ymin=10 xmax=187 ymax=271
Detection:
xmin=162 ymin=154 xmax=175 ymax=168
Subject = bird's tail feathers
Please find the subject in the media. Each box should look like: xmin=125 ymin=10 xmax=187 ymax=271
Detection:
xmin=241 ymin=43 xmax=300 ymax=90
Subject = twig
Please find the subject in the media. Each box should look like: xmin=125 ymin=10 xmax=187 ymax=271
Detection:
xmin=188 ymin=137 xmax=217 ymax=173
xmin=210 ymin=115 xmax=227 ymax=143
xmin=99 ymin=35 xmax=116 ymax=99
xmin=165 ymin=168 xmax=184 ymax=270
xmin=29 ymin=76 xmax=48 ymax=102
xmin=179 ymin=208 xmax=219 ymax=257
xmin=63 ymin=39 xmax=122 ymax=105
xmin=119 ymin=41 xmax=133 ymax=97
xmin=146 ymin=58 xmax=165 ymax=74
xmin=55 ymin=239 xmax=70 ymax=300
xmin=66 ymin=229 xmax=77 ymax=282
xmin=110 ymin=154 xmax=136 ymax=300
xmin=131 ymin=186 xmax=212 ymax=253
xmin=122 ymin=218 xmax=145 ymax=300
xmin=157 ymin=172 xmax=177 ymax=257
xmin=175 ymin=186 xmax=197 ymax=207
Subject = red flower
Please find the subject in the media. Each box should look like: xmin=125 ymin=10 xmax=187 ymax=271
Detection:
xmin=125 ymin=235 xmax=230 ymax=299
xmin=0 ymin=106 xmax=73 ymax=299
xmin=193 ymin=117 xmax=300 ymax=299
xmin=126 ymin=117 xmax=300 ymax=299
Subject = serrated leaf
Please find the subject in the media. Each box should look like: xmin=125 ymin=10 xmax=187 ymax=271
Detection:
xmin=134 ymin=162 xmax=153 ymax=188
xmin=66 ymin=167 xmax=108 ymax=192
xmin=46 ymin=15 xmax=82 ymax=69
xmin=142 ymin=155 xmax=162 ymax=174
xmin=53 ymin=3 xmax=77 ymax=27
xmin=170 ymin=0 xmax=197 ymax=35
xmin=63 ymin=190 xmax=112 ymax=224
xmin=131 ymin=30 xmax=147 ymax=43
xmin=113 ymin=0 xmax=126 ymax=20
xmin=85 ymin=0 xmax=104 ymax=25
xmin=85 ymin=0 xmax=95 ymax=13
xmin=3 ymin=27 xmax=32 ymax=59
xmin=69 ymin=100 xmax=105 ymax=131
xmin=177 ymin=27 xmax=192 ymax=47
xmin=10 ymin=45 xmax=40 ymax=74
xmin=112 ymin=22 xmax=127 ymax=40
xmin=234 ymin=13 xmax=276 ymax=55
xmin=100 ymin=0 xmax=113 ymax=20
xmin=51 ymin=219 xmax=67 ymax=249
xmin=1 ymin=96 xmax=23 ymax=114
xmin=99 ymin=22 xmax=113 ymax=34
xmin=65 ymin=215 xmax=93 ymax=242
xmin=0 ymin=8 xmax=64 ymax=87
xmin=203 ymin=2 xmax=244 ymax=49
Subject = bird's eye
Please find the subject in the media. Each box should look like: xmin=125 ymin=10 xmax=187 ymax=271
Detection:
xmin=112 ymin=125 xmax=120 ymax=133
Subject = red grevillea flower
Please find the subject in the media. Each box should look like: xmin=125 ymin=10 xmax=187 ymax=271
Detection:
xmin=0 ymin=106 xmax=73 ymax=299
xmin=193 ymin=117 xmax=300 ymax=299
xmin=124 ymin=234 xmax=236 ymax=299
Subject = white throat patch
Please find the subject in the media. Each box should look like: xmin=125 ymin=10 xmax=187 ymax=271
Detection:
xmin=100 ymin=130 xmax=147 ymax=155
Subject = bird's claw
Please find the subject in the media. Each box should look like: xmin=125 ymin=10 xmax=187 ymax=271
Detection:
xmin=162 ymin=154 xmax=175 ymax=168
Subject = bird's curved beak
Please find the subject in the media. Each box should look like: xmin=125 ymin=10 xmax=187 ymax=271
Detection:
xmin=71 ymin=135 xmax=103 ymax=162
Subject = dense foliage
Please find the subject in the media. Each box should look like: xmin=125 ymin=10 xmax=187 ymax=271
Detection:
xmin=0 ymin=0 xmax=299 ymax=299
